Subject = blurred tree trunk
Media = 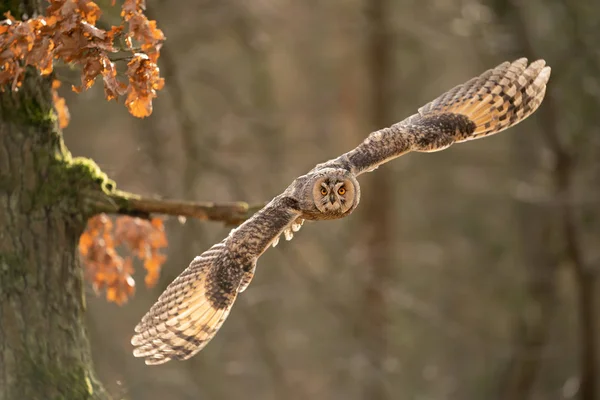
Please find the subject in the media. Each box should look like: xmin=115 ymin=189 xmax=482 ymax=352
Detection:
xmin=554 ymin=4 xmax=600 ymax=399
xmin=231 ymin=7 xmax=293 ymax=398
xmin=489 ymin=2 xmax=558 ymax=399
xmin=362 ymin=0 xmax=393 ymax=398
xmin=491 ymin=1 xmax=598 ymax=399
xmin=500 ymin=118 xmax=558 ymax=400
xmin=0 ymin=3 xmax=109 ymax=400
xmin=232 ymin=6 xmax=283 ymax=176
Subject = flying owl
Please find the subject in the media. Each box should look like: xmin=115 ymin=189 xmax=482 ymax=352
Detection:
xmin=131 ymin=58 xmax=551 ymax=365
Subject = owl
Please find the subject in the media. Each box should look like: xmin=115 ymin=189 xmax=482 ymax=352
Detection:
xmin=131 ymin=58 xmax=551 ymax=365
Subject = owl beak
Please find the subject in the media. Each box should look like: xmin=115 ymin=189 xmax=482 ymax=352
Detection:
xmin=329 ymin=193 xmax=335 ymax=203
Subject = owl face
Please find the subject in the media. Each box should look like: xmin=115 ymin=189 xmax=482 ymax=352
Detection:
xmin=311 ymin=174 xmax=358 ymax=216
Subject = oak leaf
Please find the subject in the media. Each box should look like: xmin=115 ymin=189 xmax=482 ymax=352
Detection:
xmin=79 ymin=214 xmax=168 ymax=304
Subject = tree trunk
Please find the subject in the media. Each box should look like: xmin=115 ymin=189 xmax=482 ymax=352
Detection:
xmin=0 ymin=14 xmax=110 ymax=398
xmin=362 ymin=0 xmax=394 ymax=398
xmin=498 ymin=126 xmax=558 ymax=400
xmin=490 ymin=1 xmax=598 ymax=398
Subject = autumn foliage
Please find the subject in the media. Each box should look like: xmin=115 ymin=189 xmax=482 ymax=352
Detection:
xmin=79 ymin=215 xmax=168 ymax=305
xmin=2 ymin=1 xmax=170 ymax=304
xmin=0 ymin=0 xmax=165 ymax=119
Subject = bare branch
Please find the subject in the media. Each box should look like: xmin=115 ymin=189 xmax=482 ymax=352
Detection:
xmin=87 ymin=189 xmax=264 ymax=225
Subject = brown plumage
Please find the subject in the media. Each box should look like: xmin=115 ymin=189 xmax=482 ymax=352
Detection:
xmin=417 ymin=58 xmax=549 ymax=141
xmin=132 ymin=59 xmax=551 ymax=365
xmin=316 ymin=58 xmax=551 ymax=173
xmin=131 ymin=241 xmax=240 ymax=364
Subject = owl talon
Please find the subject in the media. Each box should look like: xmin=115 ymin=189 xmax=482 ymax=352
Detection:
xmin=272 ymin=235 xmax=280 ymax=247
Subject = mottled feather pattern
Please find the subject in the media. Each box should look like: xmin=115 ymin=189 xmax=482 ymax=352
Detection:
xmin=316 ymin=58 xmax=550 ymax=173
xmin=415 ymin=58 xmax=550 ymax=143
xmin=132 ymin=197 xmax=301 ymax=365
xmin=131 ymin=241 xmax=241 ymax=365
xmin=132 ymin=59 xmax=550 ymax=365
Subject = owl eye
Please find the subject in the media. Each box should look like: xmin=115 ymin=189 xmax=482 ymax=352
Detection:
xmin=338 ymin=187 xmax=346 ymax=195
xmin=320 ymin=187 xmax=328 ymax=196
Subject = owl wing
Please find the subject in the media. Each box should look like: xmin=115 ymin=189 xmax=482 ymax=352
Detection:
xmin=131 ymin=195 xmax=301 ymax=365
xmin=315 ymin=58 xmax=551 ymax=176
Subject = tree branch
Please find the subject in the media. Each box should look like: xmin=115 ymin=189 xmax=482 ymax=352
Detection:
xmin=87 ymin=189 xmax=264 ymax=225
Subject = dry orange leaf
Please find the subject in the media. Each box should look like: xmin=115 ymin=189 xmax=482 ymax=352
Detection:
xmin=125 ymin=92 xmax=152 ymax=118
xmin=79 ymin=214 xmax=168 ymax=305
xmin=52 ymin=80 xmax=70 ymax=128
xmin=79 ymin=231 xmax=93 ymax=256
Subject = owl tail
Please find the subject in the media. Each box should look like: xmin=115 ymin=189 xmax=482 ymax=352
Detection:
xmin=418 ymin=58 xmax=551 ymax=142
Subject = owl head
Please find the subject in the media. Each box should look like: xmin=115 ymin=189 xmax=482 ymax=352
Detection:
xmin=292 ymin=168 xmax=360 ymax=220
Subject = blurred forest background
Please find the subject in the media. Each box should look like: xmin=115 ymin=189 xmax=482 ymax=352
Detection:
xmin=59 ymin=0 xmax=599 ymax=399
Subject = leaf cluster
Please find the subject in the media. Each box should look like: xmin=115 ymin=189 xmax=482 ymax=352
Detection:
xmin=0 ymin=0 xmax=165 ymax=119
xmin=79 ymin=214 xmax=168 ymax=305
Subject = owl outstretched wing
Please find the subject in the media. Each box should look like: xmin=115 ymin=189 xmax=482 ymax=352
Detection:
xmin=131 ymin=196 xmax=301 ymax=365
xmin=315 ymin=58 xmax=551 ymax=175
xmin=132 ymin=58 xmax=551 ymax=365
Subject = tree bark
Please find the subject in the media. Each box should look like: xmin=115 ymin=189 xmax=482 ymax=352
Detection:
xmin=0 ymin=66 xmax=110 ymax=399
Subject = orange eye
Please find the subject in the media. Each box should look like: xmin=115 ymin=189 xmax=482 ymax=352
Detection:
xmin=338 ymin=187 xmax=346 ymax=195
xmin=320 ymin=187 xmax=328 ymax=196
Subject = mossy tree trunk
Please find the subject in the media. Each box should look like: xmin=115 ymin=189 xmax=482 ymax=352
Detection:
xmin=0 ymin=89 xmax=113 ymax=400
xmin=0 ymin=77 xmax=111 ymax=400
xmin=0 ymin=2 xmax=112 ymax=396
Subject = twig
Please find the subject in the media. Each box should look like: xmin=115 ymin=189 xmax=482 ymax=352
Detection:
xmin=108 ymin=55 xmax=135 ymax=62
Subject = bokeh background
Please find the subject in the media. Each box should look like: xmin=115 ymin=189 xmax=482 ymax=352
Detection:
xmin=61 ymin=0 xmax=599 ymax=399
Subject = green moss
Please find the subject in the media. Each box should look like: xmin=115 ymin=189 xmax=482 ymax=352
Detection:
xmin=23 ymin=96 xmax=56 ymax=127
xmin=0 ymin=252 xmax=27 ymax=296
xmin=33 ymin=155 xmax=118 ymax=216
xmin=69 ymin=157 xmax=116 ymax=193
xmin=0 ymin=252 xmax=21 ymax=265
xmin=0 ymin=70 xmax=56 ymax=129
xmin=1 ymin=77 xmax=117 ymax=218
xmin=20 ymin=355 xmax=96 ymax=400
xmin=0 ymin=94 xmax=56 ymax=129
